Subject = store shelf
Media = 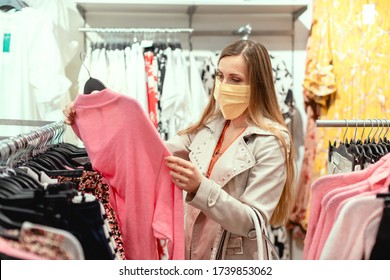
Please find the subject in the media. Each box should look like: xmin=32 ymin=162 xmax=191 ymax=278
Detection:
xmin=75 ymin=0 xmax=308 ymax=17
xmin=75 ymin=0 xmax=309 ymax=39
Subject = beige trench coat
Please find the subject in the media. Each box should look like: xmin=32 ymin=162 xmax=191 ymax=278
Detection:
xmin=165 ymin=115 xmax=290 ymax=260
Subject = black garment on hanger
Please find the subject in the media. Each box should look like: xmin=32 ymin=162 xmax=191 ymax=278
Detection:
xmin=369 ymin=199 xmax=390 ymax=260
xmin=68 ymin=199 xmax=114 ymax=260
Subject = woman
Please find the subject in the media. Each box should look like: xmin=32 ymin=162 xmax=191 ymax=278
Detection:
xmin=163 ymin=39 xmax=296 ymax=260
xmin=63 ymin=39 xmax=296 ymax=260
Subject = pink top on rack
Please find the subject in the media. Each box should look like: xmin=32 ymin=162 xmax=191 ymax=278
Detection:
xmin=313 ymin=155 xmax=390 ymax=259
xmin=304 ymin=153 xmax=390 ymax=259
xmin=319 ymin=195 xmax=383 ymax=260
xmin=71 ymin=89 xmax=184 ymax=260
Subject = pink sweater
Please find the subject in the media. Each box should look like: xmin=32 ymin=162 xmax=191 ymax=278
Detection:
xmin=319 ymin=195 xmax=383 ymax=259
xmin=313 ymin=160 xmax=390 ymax=259
xmin=304 ymin=153 xmax=390 ymax=259
xmin=72 ymin=89 xmax=184 ymax=260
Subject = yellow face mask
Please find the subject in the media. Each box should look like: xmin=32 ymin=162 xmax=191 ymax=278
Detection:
xmin=213 ymin=79 xmax=251 ymax=120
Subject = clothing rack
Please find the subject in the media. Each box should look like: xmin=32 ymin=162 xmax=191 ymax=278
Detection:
xmin=0 ymin=119 xmax=55 ymax=127
xmin=316 ymin=119 xmax=390 ymax=128
xmin=0 ymin=119 xmax=57 ymax=140
xmin=0 ymin=120 xmax=66 ymax=166
xmin=79 ymin=27 xmax=194 ymax=34
xmin=78 ymin=27 xmax=291 ymax=37
xmin=80 ymin=27 xmax=194 ymax=49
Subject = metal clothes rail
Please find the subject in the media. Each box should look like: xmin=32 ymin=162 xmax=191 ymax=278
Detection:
xmin=0 ymin=120 xmax=66 ymax=166
xmin=0 ymin=119 xmax=55 ymax=127
xmin=78 ymin=26 xmax=292 ymax=37
xmin=79 ymin=27 xmax=194 ymax=33
xmin=316 ymin=119 xmax=390 ymax=128
xmin=0 ymin=119 xmax=58 ymax=140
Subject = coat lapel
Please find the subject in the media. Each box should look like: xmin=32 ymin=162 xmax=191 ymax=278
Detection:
xmin=188 ymin=115 xmax=278 ymax=188
xmin=188 ymin=117 xmax=225 ymax=176
xmin=210 ymin=135 xmax=255 ymax=187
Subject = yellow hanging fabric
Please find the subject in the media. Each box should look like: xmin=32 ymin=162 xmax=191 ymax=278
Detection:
xmin=296 ymin=0 xmax=390 ymax=233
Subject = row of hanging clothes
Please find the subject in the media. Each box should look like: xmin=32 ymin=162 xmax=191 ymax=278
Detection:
xmin=304 ymin=119 xmax=390 ymax=260
xmin=0 ymin=0 xmax=84 ymax=139
xmin=0 ymin=121 xmax=127 ymax=260
xmin=78 ymin=27 xmax=209 ymax=141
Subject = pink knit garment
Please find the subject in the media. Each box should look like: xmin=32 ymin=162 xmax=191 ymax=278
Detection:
xmin=304 ymin=153 xmax=390 ymax=259
xmin=72 ymin=89 xmax=184 ymax=260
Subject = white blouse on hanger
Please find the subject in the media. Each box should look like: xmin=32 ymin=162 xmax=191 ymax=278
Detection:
xmin=0 ymin=7 xmax=71 ymax=137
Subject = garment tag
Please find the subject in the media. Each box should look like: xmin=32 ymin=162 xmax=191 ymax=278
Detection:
xmin=3 ymin=33 xmax=11 ymax=53
xmin=363 ymin=3 xmax=376 ymax=25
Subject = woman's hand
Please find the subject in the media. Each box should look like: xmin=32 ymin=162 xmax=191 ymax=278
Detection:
xmin=62 ymin=101 xmax=76 ymax=125
xmin=165 ymin=155 xmax=202 ymax=194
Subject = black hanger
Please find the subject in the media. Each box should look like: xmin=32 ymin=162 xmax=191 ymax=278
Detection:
xmin=43 ymin=150 xmax=81 ymax=169
xmin=365 ymin=139 xmax=382 ymax=162
xmin=0 ymin=178 xmax=22 ymax=198
xmin=376 ymin=120 xmax=389 ymax=154
xmin=52 ymin=143 xmax=88 ymax=157
xmin=0 ymin=0 xmax=28 ymax=11
xmin=26 ymin=148 xmax=88 ymax=174
xmin=0 ymin=168 xmax=43 ymax=194
xmin=80 ymin=52 xmax=106 ymax=94
xmin=83 ymin=77 xmax=106 ymax=94
xmin=346 ymin=121 xmax=366 ymax=168
xmin=328 ymin=121 xmax=355 ymax=164
xmin=24 ymin=160 xmax=84 ymax=178
xmin=0 ymin=184 xmax=77 ymax=229
xmin=8 ymin=171 xmax=40 ymax=190
xmin=37 ymin=153 xmax=69 ymax=170
xmin=28 ymin=156 xmax=54 ymax=170
xmin=45 ymin=146 xmax=87 ymax=167
xmin=0 ymin=207 xmax=22 ymax=231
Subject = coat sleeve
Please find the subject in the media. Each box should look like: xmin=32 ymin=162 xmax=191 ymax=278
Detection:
xmin=186 ymin=130 xmax=290 ymax=237
xmin=164 ymin=133 xmax=194 ymax=161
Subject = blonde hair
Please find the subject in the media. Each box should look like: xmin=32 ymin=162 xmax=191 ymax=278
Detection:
xmin=180 ymin=39 xmax=296 ymax=226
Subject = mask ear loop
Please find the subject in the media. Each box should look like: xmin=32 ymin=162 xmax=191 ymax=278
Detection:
xmin=213 ymin=78 xmax=221 ymax=113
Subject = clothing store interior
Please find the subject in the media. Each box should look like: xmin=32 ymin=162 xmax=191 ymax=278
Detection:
xmin=0 ymin=0 xmax=389 ymax=261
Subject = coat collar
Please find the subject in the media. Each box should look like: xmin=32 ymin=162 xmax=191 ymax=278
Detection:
xmin=204 ymin=114 xmax=283 ymax=138
xmin=189 ymin=115 xmax=283 ymax=188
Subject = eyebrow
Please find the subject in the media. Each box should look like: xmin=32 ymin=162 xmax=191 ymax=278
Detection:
xmin=216 ymin=69 xmax=244 ymax=77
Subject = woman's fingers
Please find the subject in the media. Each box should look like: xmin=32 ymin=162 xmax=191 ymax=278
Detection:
xmin=169 ymin=169 xmax=189 ymax=182
xmin=165 ymin=156 xmax=202 ymax=193
xmin=166 ymin=160 xmax=191 ymax=185
xmin=63 ymin=102 xmax=76 ymax=125
xmin=165 ymin=155 xmax=193 ymax=167
xmin=166 ymin=161 xmax=190 ymax=176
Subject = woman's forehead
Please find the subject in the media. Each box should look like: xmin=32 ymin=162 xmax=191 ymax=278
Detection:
xmin=218 ymin=55 xmax=247 ymax=75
